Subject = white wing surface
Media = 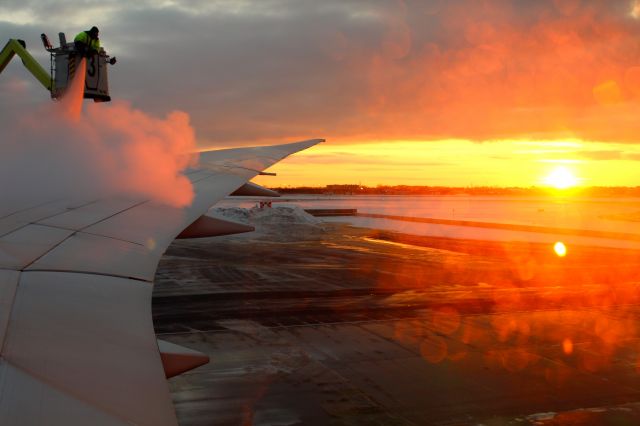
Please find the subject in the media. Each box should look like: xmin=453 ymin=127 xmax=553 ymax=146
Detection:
xmin=0 ymin=139 xmax=322 ymax=425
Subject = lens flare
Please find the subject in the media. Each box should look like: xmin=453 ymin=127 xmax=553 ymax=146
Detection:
xmin=632 ymin=0 xmax=640 ymax=19
xmin=554 ymin=241 xmax=567 ymax=257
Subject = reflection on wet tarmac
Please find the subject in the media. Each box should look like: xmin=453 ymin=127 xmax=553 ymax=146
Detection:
xmin=154 ymin=224 xmax=640 ymax=425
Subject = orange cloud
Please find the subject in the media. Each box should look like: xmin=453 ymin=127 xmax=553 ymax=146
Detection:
xmin=329 ymin=1 xmax=640 ymax=143
xmin=7 ymin=1 xmax=640 ymax=148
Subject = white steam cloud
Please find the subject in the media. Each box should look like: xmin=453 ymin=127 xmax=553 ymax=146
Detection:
xmin=1 ymin=63 xmax=198 ymax=211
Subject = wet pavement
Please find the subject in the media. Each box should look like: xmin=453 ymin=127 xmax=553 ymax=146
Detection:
xmin=153 ymin=224 xmax=640 ymax=425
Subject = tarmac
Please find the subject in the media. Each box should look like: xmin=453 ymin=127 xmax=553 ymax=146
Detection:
xmin=153 ymin=222 xmax=640 ymax=425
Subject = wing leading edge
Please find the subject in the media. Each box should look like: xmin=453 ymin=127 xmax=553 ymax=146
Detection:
xmin=0 ymin=138 xmax=323 ymax=425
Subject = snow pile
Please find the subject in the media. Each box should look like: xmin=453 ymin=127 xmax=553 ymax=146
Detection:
xmin=250 ymin=204 xmax=321 ymax=226
xmin=209 ymin=204 xmax=325 ymax=241
xmin=212 ymin=207 xmax=252 ymax=224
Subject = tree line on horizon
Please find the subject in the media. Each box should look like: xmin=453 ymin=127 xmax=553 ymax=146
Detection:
xmin=269 ymin=184 xmax=640 ymax=196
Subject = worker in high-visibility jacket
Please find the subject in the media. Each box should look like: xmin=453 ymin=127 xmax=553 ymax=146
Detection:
xmin=74 ymin=26 xmax=100 ymax=57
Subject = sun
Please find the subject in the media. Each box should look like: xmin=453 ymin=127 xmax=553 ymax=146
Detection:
xmin=543 ymin=166 xmax=579 ymax=189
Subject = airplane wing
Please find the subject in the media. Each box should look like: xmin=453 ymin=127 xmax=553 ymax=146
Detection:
xmin=0 ymin=138 xmax=322 ymax=425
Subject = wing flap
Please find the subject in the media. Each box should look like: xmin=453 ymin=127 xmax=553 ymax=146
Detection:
xmin=0 ymin=360 xmax=125 ymax=426
xmin=37 ymin=199 xmax=142 ymax=231
xmin=0 ymin=201 xmax=73 ymax=237
xmin=26 ymin=232 xmax=158 ymax=282
xmin=0 ymin=225 xmax=74 ymax=269
xmin=2 ymin=272 xmax=176 ymax=425
xmin=0 ymin=270 xmax=19 ymax=350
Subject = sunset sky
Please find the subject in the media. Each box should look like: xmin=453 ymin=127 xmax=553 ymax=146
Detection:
xmin=3 ymin=1 xmax=640 ymax=186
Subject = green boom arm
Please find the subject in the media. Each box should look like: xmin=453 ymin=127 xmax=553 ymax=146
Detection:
xmin=0 ymin=39 xmax=52 ymax=91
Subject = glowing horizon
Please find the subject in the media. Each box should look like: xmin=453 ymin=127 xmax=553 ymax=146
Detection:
xmin=249 ymin=139 xmax=640 ymax=188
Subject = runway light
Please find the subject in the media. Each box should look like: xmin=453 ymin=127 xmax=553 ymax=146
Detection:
xmin=554 ymin=241 xmax=567 ymax=257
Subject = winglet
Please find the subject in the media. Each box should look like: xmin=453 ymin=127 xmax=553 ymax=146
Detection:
xmin=272 ymin=138 xmax=324 ymax=160
xmin=198 ymin=138 xmax=324 ymax=174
